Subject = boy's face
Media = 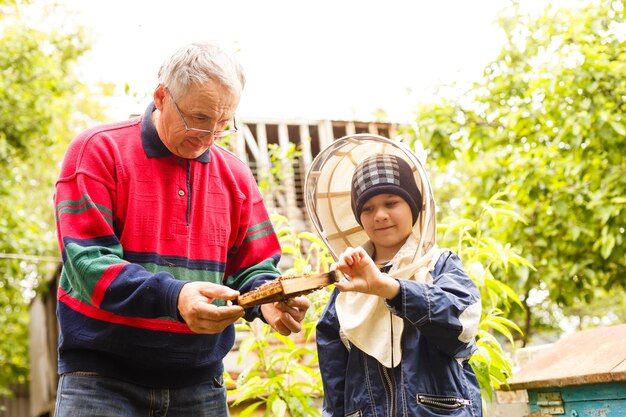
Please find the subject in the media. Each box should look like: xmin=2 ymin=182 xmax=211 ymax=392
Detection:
xmin=360 ymin=193 xmax=414 ymax=259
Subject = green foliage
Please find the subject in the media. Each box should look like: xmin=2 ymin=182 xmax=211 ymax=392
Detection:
xmin=227 ymin=321 xmax=322 ymax=417
xmin=0 ymin=0 xmax=102 ymax=395
xmin=404 ymin=0 xmax=626 ymax=343
xmin=257 ymin=142 xmax=302 ymax=195
xmin=270 ymin=213 xmax=336 ymax=325
xmin=272 ymin=213 xmax=335 ymax=278
xmin=438 ymin=193 xmax=528 ymax=401
xmin=227 ymin=214 xmax=332 ymax=417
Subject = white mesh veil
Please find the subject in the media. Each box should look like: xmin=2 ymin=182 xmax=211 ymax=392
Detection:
xmin=304 ymin=134 xmax=436 ymax=262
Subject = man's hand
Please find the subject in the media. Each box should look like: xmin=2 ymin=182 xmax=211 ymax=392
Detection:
xmin=177 ymin=282 xmax=244 ymax=334
xmin=260 ymin=296 xmax=311 ymax=335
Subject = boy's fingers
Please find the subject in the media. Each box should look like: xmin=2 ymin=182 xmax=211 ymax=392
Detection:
xmin=335 ymin=277 xmax=357 ymax=292
xmin=335 ymin=281 xmax=348 ymax=291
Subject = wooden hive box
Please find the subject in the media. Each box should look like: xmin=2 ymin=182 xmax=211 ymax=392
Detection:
xmin=505 ymin=324 xmax=626 ymax=417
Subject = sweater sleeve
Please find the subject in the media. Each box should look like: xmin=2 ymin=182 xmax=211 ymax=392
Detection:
xmin=55 ymin=134 xmax=184 ymax=320
xmin=385 ymin=252 xmax=482 ymax=358
xmin=222 ymin=169 xmax=282 ymax=321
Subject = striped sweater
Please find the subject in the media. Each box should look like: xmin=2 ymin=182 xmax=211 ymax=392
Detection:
xmin=53 ymin=103 xmax=281 ymax=388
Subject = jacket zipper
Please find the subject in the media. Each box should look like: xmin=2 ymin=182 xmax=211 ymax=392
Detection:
xmin=382 ymin=309 xmax=396 ymax=417
xmin=417 ymin=394 xmax=472 ymax=410
xmin=381 ymin=366 xmax=396 ymax=417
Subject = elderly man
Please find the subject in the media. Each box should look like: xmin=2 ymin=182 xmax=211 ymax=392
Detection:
xmin=53 ymin=41 xmax=309 ymax=416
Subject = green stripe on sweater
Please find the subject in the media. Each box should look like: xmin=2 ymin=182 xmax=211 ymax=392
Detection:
xmin=243 ymin=220 xmax=275 ymax=243
xmin=55 ymin=195 xmax=113 ymax=224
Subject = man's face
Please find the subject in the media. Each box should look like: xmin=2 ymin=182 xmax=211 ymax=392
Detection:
xmin=154 ymin=80 xmax=239 ymax=159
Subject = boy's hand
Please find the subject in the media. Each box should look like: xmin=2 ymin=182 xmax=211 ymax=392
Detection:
xmin=333 ymin=246 xmax=400 ymax=299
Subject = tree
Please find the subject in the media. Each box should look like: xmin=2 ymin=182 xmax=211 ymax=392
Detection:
xmin=403 ymin=0 xmax=626 ymax=344
xmin=0 ymin=0 xmax=101 ymax=395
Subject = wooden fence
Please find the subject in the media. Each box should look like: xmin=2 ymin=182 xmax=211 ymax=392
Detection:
xmin=230 ymin=118 xmax=397 ymax=230
xmin=0 ymin=384 xmax=30 ymax=417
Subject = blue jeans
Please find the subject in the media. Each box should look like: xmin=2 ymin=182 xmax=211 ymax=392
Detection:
xmin=54 ymin=372 xmax=229 ymax=417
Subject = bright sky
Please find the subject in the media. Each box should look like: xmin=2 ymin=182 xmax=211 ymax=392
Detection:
xmin=64 ymin=0 xmax=508 ymax=122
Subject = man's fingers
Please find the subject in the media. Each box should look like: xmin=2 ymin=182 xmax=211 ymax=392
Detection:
xmin=284 ymin=295 xmax=311 ymax=310
xmin=274 ymin=297 xmax=310 ymax=321
xmin=198 ymin=283 xmax=240 ymax=301
xmin=260 ymin=296 xmax=311 ymax=335
xmin=271 ymin=314 xmax=301 ymax=335
xmin=194 ymin=303 xmax=243 ymax=320
xmin=271 ymin=320 xmax=291 ymax=336
xmin=186 ymin=303 xmax=244 ymax=334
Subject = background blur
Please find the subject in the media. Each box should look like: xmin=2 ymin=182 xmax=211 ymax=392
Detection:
xmin=65 ymin=0 xmax=507 ymax=121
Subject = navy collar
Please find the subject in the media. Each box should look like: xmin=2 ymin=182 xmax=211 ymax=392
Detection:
xmin=141 ymin=102 xmax=211 ymax=163
xmin=378 ymin=262 xmax=392 ymax=273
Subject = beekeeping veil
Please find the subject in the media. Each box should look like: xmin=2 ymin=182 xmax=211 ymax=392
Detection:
xmin=304 ymin=134 xmax=442 ymax=367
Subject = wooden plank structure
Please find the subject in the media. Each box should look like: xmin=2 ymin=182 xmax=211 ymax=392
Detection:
xmin=27 ymin=266 xmax=59 ymax=417
xmin=0 ymin=384 xmax=30 ymax=417
xmin=505 ymin=324 xmax=626 ymax=417
xmin=228 ymin=118 xmax=397 ymax=230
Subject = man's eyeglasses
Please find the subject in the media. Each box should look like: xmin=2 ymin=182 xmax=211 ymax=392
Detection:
xmin=166 ymin=89 xmax=238 ymax=139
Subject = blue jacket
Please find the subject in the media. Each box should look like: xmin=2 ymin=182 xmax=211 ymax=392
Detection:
xmin=316 ymin=252 xmax=483 ymax=417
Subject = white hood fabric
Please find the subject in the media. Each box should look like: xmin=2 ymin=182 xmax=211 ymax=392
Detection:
xmin=304 ymin=134 xmax=442 ymax=367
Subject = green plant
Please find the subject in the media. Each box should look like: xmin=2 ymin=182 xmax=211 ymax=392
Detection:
xmin=404 ymin=0 xmax=626 ymax=343
xmin=257 ymin=143 xmax=302 ymax=195
xmin=0 ymin=0 xmax=101 ymax=395
xmin=227 ymin=319 xmax=322 ymax=417
xmin=226 ymin=213 xmax=334 ymax=417
xmin=271 ymin=213 xmax=334 ymax=278
xmin=438 ymin=192 xmax=529 ymax=401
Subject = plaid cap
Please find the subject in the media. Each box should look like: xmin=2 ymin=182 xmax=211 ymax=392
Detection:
xmin=351 ymin=154 xmax=422 ymax=225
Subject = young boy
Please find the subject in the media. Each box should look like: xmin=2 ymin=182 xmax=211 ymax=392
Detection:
xmin=305 ymin=137 xmax=483 ymax=417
